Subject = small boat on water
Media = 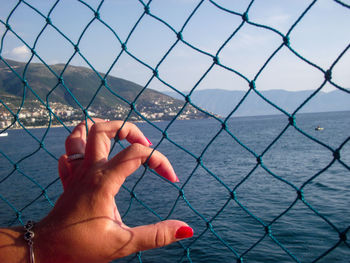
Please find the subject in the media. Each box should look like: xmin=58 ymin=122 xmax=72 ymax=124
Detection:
xmin=0 ymin=132 xmax=8 ymax=137
xmin=315 ymin=126 xmax=324 ymax=131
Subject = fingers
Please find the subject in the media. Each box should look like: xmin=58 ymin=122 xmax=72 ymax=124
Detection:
xmin=84 ymin=121 xmax=151 ymax=165
xmin=61 ymin=119 xmax=154 ymax=186
xmin=58 ymin=156 xmax=70 ymax=190
xmin=60 ymin=119 xmax=104 ymax=188
xmin=60 ymin=119 xmax=153 ymax=190
xmin=103 ymin=143 xmax=178 ymax=195
xmin=65 ymin=121 xmax=88 ymax=156
xmin=65 ymin=118 xmax=106 ymax=154
xmin=128 ymin=220 xmax=193 ymax=253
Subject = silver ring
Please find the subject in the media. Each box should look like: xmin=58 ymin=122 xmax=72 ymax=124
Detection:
xmin=67 ymin=153 xmax=85 ymax=162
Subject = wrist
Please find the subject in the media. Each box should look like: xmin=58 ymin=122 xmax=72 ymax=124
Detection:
xmin=0 ymin=220 xmax=56 ymax=263
xmin=33 ymin=217 xmax=75 ymax=263
xmin=33 ymin=219 xmax=56 ymax=263
xmin=0 ymin=226 xmax=29 ymax=263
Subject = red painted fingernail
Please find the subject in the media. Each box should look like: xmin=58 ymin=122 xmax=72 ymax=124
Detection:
xmin=175 ymin=226 xmax=193 ymax=239
xmin=145 ymin=137 xmax=153 ymax=146
xmin=174 ymin=174 xmax=180 ymax=183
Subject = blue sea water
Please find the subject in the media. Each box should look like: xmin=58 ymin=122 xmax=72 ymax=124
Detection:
xmin=0 ymin=111 xmax=349 ymax=262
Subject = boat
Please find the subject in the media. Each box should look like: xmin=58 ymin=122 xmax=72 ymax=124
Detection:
xmin=0 ymin=132 xmax=8 ymax=137
xmin=315 ymin=126 xmax=324 ymax=131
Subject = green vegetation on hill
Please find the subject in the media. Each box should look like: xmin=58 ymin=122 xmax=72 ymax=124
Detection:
xmin=0 ymin=59 xmax=208 ymax=126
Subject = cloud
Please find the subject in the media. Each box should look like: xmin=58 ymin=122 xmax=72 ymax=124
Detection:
xmin=11 ymin=45 xmax=30 ymax=57
xmin=2 ymin=45 xmax=31 ymax=61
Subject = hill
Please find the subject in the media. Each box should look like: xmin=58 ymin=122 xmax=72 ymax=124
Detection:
xmin=0 ymin=59 xmax=208 ymax=124
xmin=165 ymin=89 xmax=350 ymax=117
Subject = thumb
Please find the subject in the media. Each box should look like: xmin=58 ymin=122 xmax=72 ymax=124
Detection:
xmin=130 ymin=220 xmax=193 ymax=251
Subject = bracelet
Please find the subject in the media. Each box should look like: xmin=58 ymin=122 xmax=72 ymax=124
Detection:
xmin=24 ymin=221 xmax=35 ymax=263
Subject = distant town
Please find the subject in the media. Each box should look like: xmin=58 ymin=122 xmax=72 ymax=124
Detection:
xmin=1 ymin=99 xmax=85 ymax=129
xmin=0 ymin=95 xmax=206 ymax=129
xmin=0 ymin=60 xmax=210 ymax=130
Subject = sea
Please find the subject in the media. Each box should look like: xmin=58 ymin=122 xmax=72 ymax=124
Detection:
xmin=0 ymin=111 xmax=349 ymax=263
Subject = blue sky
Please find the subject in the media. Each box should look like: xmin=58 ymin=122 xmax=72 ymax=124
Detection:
xmin=0 ymin=0 xmax=349 ymax=93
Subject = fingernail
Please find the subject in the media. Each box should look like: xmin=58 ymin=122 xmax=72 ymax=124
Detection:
xmin=145 ymin=137 xmax=153 ymax=146
xmin=174 ymin=174 xmax=180 ymax=183
xmin=175 ymin=226 xmax=193 ymax=239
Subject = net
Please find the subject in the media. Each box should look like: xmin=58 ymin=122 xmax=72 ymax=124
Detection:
xmin=0 ymin=0 xmax=349 ymax=262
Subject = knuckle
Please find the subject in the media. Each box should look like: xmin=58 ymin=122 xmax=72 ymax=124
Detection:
xmin=154 ymin=225 xmax=167 ymax=248
xmin=117 ymin=122 xmax=134 ymax=137
xmin=125 ymin=121 xmax=136 ymax=130
xmin=90 ymin=122 xmax=103 ymax=134
xmin=128 ymin=143 xmax=152 ymax=164
xmin=65 ymin=122 xmax=85 ymax=143
xmin=65 ymin=133 xmax=76 ymax=146
xmin=129 ymin=142 xmax=146 ymax=153
xmin=82 ymin=168 xmax=105 ymax=192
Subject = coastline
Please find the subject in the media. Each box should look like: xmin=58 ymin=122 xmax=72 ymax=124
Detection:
xmin=5 ymin=124 xmax=70 ymax=130
xmin=3 ymin=120 xmax=153 ymax=131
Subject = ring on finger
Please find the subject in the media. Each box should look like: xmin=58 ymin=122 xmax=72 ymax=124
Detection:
xmin=67 ymin=153 xmax=85 ymax=162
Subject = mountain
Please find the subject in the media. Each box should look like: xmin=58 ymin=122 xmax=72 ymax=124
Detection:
xmin=0 ymin=59 xmax=208 ymax=121
xmin=165 ymin=89 xmax=350 ymax=117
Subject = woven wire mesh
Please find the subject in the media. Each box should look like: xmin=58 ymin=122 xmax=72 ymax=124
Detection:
xmin=0 ymin=0 xmax=349 ymax=262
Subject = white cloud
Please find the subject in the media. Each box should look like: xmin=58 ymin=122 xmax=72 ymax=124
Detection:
xmin=12 ymin=45 xmax=30 ymax=57
xmin=2 ymin=45 xmax=31 ymax=61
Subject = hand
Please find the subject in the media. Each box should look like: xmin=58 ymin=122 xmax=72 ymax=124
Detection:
xmin=34 ymin=119 xmax=193 ymax=263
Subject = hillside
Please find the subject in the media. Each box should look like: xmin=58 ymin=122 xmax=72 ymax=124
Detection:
xmin=165 ymin=89 xmax=350 ymax=117
xmin=0 ymin=59 xmax=208 ymax=123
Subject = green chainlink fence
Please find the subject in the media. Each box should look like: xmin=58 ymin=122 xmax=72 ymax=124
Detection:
xmin=0 ymin=0 xmax=349 ymax=262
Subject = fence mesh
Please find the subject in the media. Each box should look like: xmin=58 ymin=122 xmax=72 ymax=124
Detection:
xmin=0 ymin=0 xmax=349 ymax=262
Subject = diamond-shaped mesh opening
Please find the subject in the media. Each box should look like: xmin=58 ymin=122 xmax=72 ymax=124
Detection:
xmin=158 ymin=46 xmax=213 ymax=95
xmin=126 ymin=15 xmax=177 ymax=69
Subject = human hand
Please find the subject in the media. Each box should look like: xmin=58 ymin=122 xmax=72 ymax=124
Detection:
xmin=35 ymin=119 xmax=193 ymax=263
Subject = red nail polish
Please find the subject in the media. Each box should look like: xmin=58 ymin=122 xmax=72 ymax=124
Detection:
xmin=174 ymin=174 xmax=180 ymax=183
xmin=175 ymin=226 xmax=193 ymax=239
xmin=145 ymin=137 xmax=153 ymax=146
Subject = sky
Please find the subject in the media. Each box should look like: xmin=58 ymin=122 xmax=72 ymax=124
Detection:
xmin=0 ymin=0 xmax=349 ymax=93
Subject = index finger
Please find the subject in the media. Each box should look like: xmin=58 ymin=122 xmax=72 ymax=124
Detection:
xmin=103 ymin=143 xmax=178 ymax=196
xmin=84 ymin=121 xmax=151 ymax=165
xmin=65 ymin=119 xmax=100 ymax=156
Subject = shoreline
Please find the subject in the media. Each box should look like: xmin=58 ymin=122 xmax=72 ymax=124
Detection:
xmin=5 ymin=124 xmax=71 ymax=130
xmin=2 ymin=110 xmax=349 ymax=131
xmin=3 ymin=120 xmax=155 ymax=130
